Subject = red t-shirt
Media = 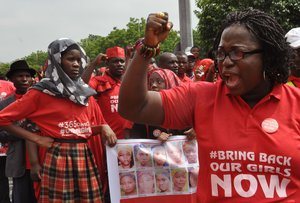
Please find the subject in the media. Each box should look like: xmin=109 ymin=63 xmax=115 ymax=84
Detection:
xmin=0 ymin=89 xmax=106 ymax=139
xmin=0 ymin=80 xmax=15 ymax=155
xmin=90 ymin=74 xmax=130 ymax=139
xmin=0 ymin=80 xmax=15 ymax=101
xmin=180 ymin=74 xmax=193 ymax=83
xmin=194 ymin=59 xmax=202 ymax=70
xmin=160 ymin=81 xmax=300 ymax=202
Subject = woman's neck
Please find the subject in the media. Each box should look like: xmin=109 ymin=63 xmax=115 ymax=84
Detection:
xmin=241 ymin=79 xmax=273 ymax=108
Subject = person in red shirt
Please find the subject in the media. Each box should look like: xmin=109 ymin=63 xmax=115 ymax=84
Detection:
xmin=0 ymin=80 xmax=15 ymax=101
xmin=190 ymin=45 xmax=202 ymax=69
xmin=0 ymin=79 xmax=16 ymax=203
xmin=0 ymin=38 xmax=117 ymax=203
xmin=175 ymin=51 xmax=192 ymax=83
xmin=119 ymin=10 xmax=300 ymax=202
xmin=185 ymin=51 xmax=196 ymax=80
xmin=127 ymin=68 xmax=186 ymax=140
xmin=82 ymin=46 xmax=130 ymax=202
xmin=157 ymin=52 xmax=179 ymax=75
xmin=193 ymin=58 xmax=217 ymax=82
xmin=0 ymin=59 xmax=37 ymax=203
xmin=87 ymin=46 xmax=131 ymax=139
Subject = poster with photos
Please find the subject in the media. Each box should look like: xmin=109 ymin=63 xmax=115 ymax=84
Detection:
xmin=106 ymin=136 xmax=199 ymax=203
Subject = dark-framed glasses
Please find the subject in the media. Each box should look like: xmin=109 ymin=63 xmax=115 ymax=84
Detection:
xmin=216 ymin=49 xmax=263 ymax=62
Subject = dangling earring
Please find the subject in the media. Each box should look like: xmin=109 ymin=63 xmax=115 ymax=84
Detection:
xmin=263 ymin=70 xmax=266 ymax=81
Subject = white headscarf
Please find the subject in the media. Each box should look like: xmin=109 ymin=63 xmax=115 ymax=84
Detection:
xmin=32 ymin=38 xmax=96 ymax=106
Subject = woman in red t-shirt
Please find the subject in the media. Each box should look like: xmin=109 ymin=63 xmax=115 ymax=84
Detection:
xmin=119 ymin=10 xmax=300 ymax=202
xmin=0 ymin=38 xmax=117 ymax=203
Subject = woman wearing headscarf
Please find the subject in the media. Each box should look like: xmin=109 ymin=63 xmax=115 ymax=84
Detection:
xmin=148 ymin=68 xmax=181 ymax=90
xmin=127 ymin=68 xmax=185 ymax=140
xmin=0 ymin=38 xmax=117 ymax=202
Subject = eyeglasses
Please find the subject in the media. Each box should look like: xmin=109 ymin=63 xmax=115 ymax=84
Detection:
xmin=216 ymin=49 xmax=263 ymax=62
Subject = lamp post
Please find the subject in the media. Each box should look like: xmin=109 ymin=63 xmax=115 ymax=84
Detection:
xmin=178 ymin=0 xmax=193 ymax=51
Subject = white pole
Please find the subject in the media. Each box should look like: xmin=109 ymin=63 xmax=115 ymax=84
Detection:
xmin=178 ymin=0 xmax=193 ymax=51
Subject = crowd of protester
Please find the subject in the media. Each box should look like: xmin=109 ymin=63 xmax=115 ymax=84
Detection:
xmin=0 ymin=8 xmax=299 ymax=203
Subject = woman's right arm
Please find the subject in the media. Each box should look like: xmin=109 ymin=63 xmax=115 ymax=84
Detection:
xmin=1 ymin=125 xmax=53 ymax=148
xmin=118 ymin=12 xmax=173 ymax=126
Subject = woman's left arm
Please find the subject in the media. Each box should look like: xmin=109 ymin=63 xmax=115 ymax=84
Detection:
xmin=91 ymin=124 xmax=117 ymax=147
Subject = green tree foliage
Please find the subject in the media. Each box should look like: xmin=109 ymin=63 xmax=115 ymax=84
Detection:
xmin=80 ymin=17 xmax=180 ymax=61
xmin=0 ymin=51 xmax=47 ymax=78
xmin=0 ymin=63 xmax=10 ymax=78
xmin=24 ymin=51 xmax=48 ymax=70
xmin=0 ymin=17 xmax=180 ymax=76
xmin=194 ymin=0 xmax=300 ymax=55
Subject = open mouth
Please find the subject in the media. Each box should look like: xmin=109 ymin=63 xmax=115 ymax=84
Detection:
xmin=223 ymin=73 xmax=240 ymax=88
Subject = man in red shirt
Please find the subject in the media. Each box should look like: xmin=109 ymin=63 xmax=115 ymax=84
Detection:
xmin=157 ymin=52 xmax=179 ymax=75
xmin=175 ymin=51 xmax=192 ymax=83
xmin=185 ymin=51 xmax=196 ymax=80
xmin=190 ymin=45 xmax=202 ymax=69
xmin=85 ymin=46 xmax=130 ymax=202
xmin=88 ymin=46 xmax=130 ymax=139
xmin=0 ymin=60 xmax=37 ymax=203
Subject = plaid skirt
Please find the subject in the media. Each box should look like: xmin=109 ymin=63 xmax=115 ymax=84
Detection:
xmin=39 ymin=141 xmax=103 ymax=203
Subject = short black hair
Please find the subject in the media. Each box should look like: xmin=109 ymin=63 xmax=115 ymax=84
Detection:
xmin=191 ymin=46 xmax=200 ymax=50
xmin=213 ymin=8 xmax=292 ymax=84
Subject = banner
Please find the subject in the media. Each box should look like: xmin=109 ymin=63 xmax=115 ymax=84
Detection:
xmin=106 ymin=136 xmax=199 ymax=203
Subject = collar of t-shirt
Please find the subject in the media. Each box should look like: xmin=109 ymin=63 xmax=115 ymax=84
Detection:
xmin=15 ymin=93 xmax=23 ymax=100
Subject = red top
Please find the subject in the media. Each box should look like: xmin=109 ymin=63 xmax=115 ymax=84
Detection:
xmin=160 ymin=81 xmax=300 ymax=202
xmin=194 ymin=59 xmax=203 ymax=70
xmin=179 ymin=74 xmax=193 ymax=83
xmin=0 ymin=80 xmax=15 ymax=101
xmin=89 ymin=73 xmax=131 ymax=139
xmin=0 ymin=89 xmax=106 ymax=139
xmin=0 ymin=80 xmax=15 ymax=155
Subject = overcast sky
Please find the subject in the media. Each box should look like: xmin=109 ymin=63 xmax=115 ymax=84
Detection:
xmin=0 ymin=0 xmax=198 ymax=63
